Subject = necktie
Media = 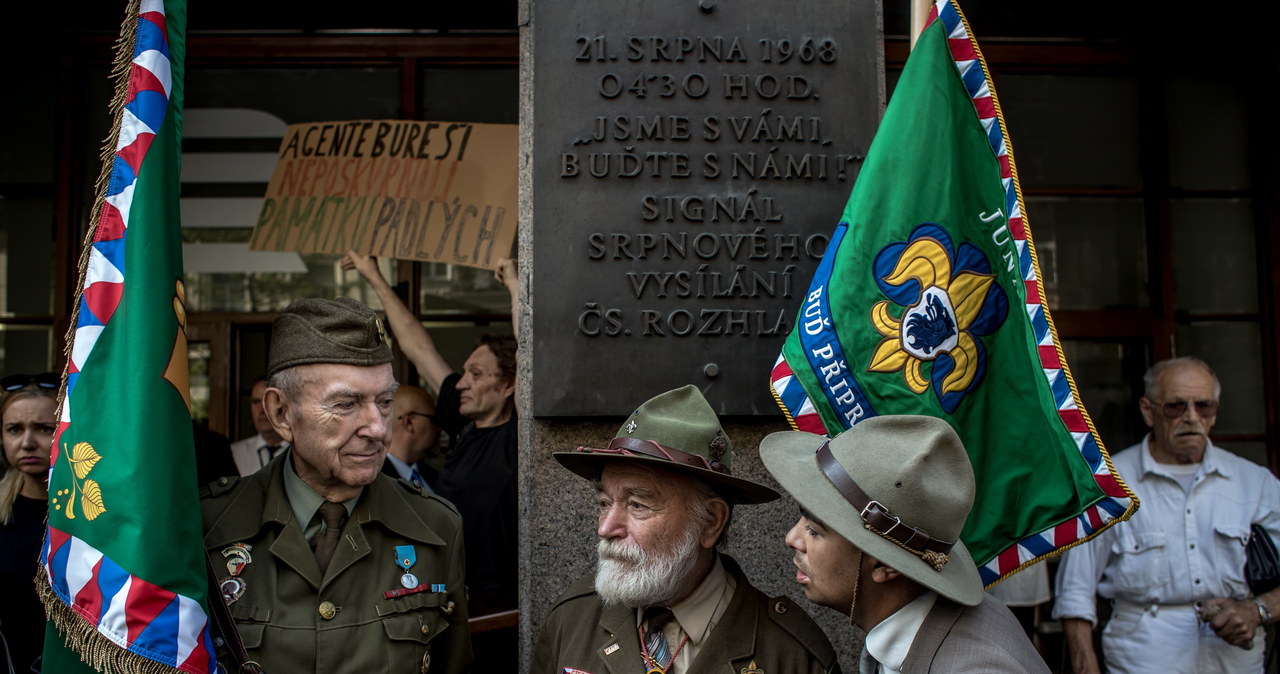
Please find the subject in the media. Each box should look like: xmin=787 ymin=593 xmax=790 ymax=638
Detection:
xmin=641 ymin=606 xmax=674 ymax=673
xmin=312 ymin=501 xmax=346 ymax=574
xmin=410 ymin=467 xmax=426 ymax=489
xmin=257 ymin=444 xmax=279 ymax=468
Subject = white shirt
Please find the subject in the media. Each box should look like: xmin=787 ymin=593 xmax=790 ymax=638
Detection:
xmin=229 ymin=434 xmax=288 ymax=477
xmin=1053 ymin=436 xmax=1280 ymax=672
xmin=860 ymin=591 xmax=937 ymax=674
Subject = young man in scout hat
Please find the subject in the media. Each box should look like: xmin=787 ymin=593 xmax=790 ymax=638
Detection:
xmin=532 ymin=384 xmax=840 ymax=674
xmin=201 ymin=297 xmax=471 ymax=673
xmin=761 ymin=415 xmax=1048 ymax=673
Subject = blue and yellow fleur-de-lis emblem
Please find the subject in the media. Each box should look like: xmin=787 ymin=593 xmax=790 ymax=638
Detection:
xmin=866 ymin=223 xmax=1008 ymax=413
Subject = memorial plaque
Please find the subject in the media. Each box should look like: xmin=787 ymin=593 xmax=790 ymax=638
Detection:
xmin=531 ymin=0 xmax=882 ymax=416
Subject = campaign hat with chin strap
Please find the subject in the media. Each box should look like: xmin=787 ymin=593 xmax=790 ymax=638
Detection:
xmin=760 ymin=415 xmax=983 ymax=606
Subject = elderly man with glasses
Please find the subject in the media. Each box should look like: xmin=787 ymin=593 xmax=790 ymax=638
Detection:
xmin=1054 ymin=356 xmax=1280 ymax=674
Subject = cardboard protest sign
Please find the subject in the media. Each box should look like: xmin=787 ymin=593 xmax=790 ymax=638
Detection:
xmin=249 ymin=120 xmax=516 ymax=270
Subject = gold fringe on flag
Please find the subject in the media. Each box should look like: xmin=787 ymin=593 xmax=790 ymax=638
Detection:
xmin=38 ymin=573 xmax=190 ymax=674
xmin=40 ymin=2 xmax=195 ymax=671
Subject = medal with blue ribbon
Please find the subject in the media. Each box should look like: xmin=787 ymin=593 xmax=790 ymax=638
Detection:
xmin=395 ymin=545 xmax=419 ymax=589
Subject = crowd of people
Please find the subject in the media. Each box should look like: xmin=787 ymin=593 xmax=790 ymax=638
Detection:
xmin=2 ymin=250 xmax=1277 ymax=674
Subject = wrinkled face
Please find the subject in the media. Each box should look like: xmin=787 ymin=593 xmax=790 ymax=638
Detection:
xmin=249 ymin=380 xmax=278 ymax=439
xmin=280 ymin=363 xmax=396 ymax=492
xmin=785 ymin=512 xmax=862 ymax=612
xmin=455 ymin=346 xmax=513 ymax=421
xmin=3 ymin=396 xmax=58 ymax=479
xmin=1140 ymin=364 xmax=1219 ymax=464
xmin=594 ymin=463 xmax=703 ymax=606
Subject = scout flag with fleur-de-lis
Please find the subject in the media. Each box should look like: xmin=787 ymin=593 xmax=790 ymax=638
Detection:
xmin=38 ymin=0 xmax=221 ymax=672
xmin=769 ymin=0 xmax=1137 ymax=585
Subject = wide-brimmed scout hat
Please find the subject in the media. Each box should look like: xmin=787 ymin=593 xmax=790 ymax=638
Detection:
xmin=760 ymin=415 xmax=983 ymax=606
xmin=268 ymin=297 xmax=393 ymax=375
xmin=553 ymin=385 xmax=779 ymax=504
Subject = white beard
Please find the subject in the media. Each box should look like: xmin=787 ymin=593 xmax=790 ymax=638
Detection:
xmin=594 ymin=522 xmax=702 ymax=608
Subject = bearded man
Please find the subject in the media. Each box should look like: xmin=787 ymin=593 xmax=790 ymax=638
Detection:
xmin=532 ymin=385 xmax=839 ymax=674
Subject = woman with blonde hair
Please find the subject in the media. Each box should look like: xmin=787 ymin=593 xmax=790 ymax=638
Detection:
xmin=0 ymin=372 xmax=59 ymax=673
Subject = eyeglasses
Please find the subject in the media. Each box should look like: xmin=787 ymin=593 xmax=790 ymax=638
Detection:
xmin=397 ymin=411 xmax=435 ymax=423
xmin=1155 ymin=399 xmax=1219 ymax=419
xmin=1 ymin=372 xmax=60 ymax=391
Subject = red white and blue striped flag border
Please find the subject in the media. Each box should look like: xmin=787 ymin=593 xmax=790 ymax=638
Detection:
xmin=770 ymin=0 xmax=1137 ymax=586
xmin=40 ymin=1 xmax=218 ymax=671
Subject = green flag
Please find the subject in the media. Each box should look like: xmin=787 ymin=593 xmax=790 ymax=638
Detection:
xmin=770 ymin=0 xmax=1137 ymax=585
xmin=38 ymin=0 xmax=219 ymax=671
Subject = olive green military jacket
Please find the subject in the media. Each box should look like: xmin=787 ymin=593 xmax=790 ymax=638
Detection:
xmin=202 ymin=454 xmax=472 ymax=673
xmin=532 ymin=555 xmax=840 ymax=674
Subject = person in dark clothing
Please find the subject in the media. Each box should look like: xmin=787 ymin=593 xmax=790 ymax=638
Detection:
xmin=0 ymin=375 xmax=60 ymax=674
xmin=431 ymin=343 xmax=518 ymax=613
xmin=192 ymin=420 xmax=237 ymax=485
xmin=344 ymin=252 xmax=520 ymax=672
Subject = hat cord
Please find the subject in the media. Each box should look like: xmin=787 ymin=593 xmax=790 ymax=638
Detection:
xmin=863 ymin=520 xmax=950 ymax=572
xmin=848 ymin=548 xmax=864 ymax=627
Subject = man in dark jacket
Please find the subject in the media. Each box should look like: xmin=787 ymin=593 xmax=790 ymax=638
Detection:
xmin=533 ymin=385 xmax=840 ymax=674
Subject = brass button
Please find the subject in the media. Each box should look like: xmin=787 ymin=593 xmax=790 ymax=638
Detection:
xmin=774 ymin=601 xmax=788 ymax=614
xmin=420 ymin=624 xmax=430 ymax=635
xmin=318 ymin=601 xmax=337 ymax=620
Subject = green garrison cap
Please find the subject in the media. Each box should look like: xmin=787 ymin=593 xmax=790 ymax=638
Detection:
xmin=267 ymin=297 xmax=392 ymax=375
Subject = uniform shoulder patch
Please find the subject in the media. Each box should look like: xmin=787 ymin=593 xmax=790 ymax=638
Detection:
xmin=549 ymin=573 xmax=599 ymax=611
xmin=762 ymin=593 xmax=837 ymax=662
xmin=422 ymin=491 xmax=462 ymax=518
xmin=200 ymin=475 xmax=240 ymax=499
xmin=393 ymin=476 xmax=430 ymax=497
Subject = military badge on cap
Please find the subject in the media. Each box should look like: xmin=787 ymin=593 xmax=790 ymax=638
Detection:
xmin=554 ymin=385 xmax=780 ymax=504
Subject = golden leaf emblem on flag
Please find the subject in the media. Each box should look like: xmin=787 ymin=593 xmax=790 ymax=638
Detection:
xmin=68 ymin=442 xmax=102 ymax=478
xmin=81 ymin=480 xmax=107 ymax=520
xmin=54 ymin=441 xmax=107 ymax=521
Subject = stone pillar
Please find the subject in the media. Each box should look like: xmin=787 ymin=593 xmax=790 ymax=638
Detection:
xmin=518 ymin=0 xmax=882 ymax=670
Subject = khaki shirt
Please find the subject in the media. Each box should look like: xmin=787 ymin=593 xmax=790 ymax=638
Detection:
xmin=533 ymin=554 xmax=840 ymax=674
xmin=202 ymin=453 xmax=471 ymax=673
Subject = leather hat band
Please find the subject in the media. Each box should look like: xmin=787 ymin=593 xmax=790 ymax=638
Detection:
xmin=576 ymin=437 xmax=730 ymax=475
xmin=815 ymin=440 xmax=954 ymax=569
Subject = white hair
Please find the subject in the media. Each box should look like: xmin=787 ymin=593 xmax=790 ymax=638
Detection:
xmin=1144 ymin=356 xmax=1221 ymax=400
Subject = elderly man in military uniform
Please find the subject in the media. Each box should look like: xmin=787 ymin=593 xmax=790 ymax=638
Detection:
xmin=202 ymin=297 xmax=470 ymax=673
xmin=532 ymin=385 xmax=840 ymax=674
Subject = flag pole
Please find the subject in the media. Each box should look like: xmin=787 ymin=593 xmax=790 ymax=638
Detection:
xmin=909 ymin=0 xmax=931 ymax=49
